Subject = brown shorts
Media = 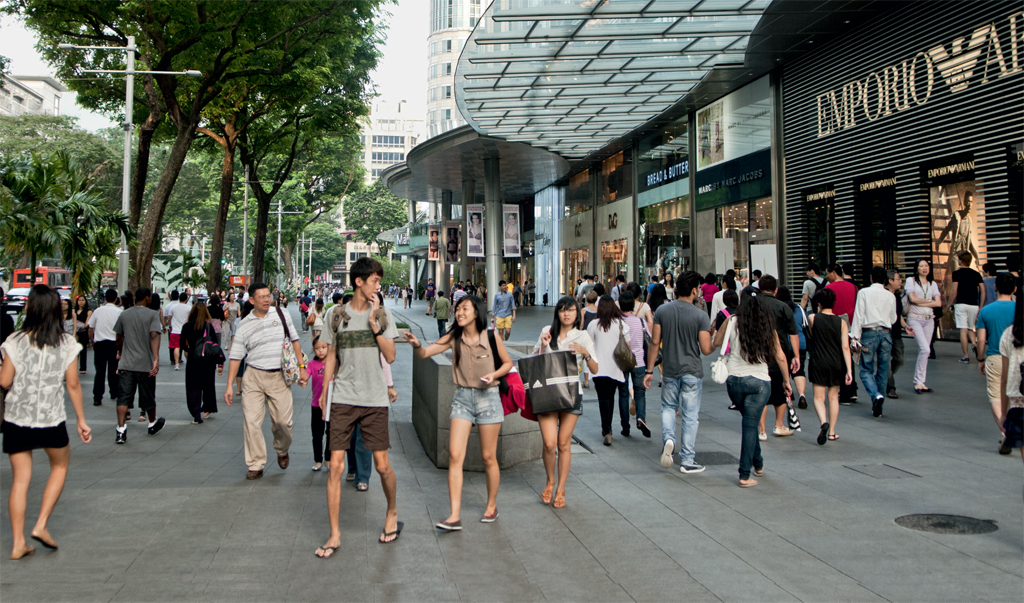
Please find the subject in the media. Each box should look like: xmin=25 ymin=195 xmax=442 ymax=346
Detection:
xmin=329 ymin=404 xmax=390 ymax=451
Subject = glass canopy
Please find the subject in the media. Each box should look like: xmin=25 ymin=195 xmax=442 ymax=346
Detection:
xmin=455 ymin=0 xmax=768 ymax=159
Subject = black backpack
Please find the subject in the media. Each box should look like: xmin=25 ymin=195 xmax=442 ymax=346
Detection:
xmin=807 ymin=277 xmax=826 ymax=313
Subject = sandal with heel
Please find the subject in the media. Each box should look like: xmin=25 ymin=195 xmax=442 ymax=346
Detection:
xmin=552 ymin=492 xmax=566 ymax=509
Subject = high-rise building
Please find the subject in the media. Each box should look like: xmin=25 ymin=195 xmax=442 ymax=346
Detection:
xmin=359 ymin=99 xmax=424 ymax=184
xmin=426 ymin=0 xmax=481 ymax=139
xmin=0 ymin=75 xmax=65 ymax=117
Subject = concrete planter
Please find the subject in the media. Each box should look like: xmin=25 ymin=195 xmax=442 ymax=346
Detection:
xmin=411 ymin=349 xmax=541 ymax=471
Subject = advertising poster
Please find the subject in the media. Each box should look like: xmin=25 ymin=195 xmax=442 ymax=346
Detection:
xmin=427 ymin=225 xmax=440 ymax=261
xmin=697 ymin=100 xmax=723 ymax=169
xmin=502 ymin=204 xmax=521 ymax=258
xmin=930 ymin=180 xmax=986 ymax=331
xmin=467 ymin=204 xmax=484 ymax=258
xmin=445 ymin=220 xmax=461 ymax=262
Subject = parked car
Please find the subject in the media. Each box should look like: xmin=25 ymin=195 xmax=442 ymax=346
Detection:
xmin=2 ymin=287 xmax=30 ymax=312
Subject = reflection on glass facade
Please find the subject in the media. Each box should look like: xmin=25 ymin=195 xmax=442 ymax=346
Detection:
xmin=641 ymin=197 xmax=690 ymax=281
xmin=533 ymin=185 xmax=562 ymax=306
xmin=600 ymin=150 xmax=632 ymax=205
xmin=716 ymin=203 xmax=750 ymax=283
xmin=696 ymin=76 xmax=771 ymax=171
xmin=566 ymin=170 xmax=591 ymax=217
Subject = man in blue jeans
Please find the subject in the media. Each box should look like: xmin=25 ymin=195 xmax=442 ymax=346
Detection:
xmin=644 ymin=271 xmax=714 ymax=473
xmin=850 ymin=266 xmax=897 ymax=418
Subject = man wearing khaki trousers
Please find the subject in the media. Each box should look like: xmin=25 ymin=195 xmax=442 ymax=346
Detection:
xmin=225 ymin=283 xmax=308 ymax=479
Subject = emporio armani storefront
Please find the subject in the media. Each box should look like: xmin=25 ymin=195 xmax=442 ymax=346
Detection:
xmin=784 ymin=0 xmax=1023 ymax=335
xmin=385 ymin=0 xmax=1022 ymax=306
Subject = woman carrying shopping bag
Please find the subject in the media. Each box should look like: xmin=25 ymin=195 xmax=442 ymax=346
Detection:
xmin=403 ymin=295 xmax=513 ymax=530
xmin=530 ymin=297 xmax=598 ymax=508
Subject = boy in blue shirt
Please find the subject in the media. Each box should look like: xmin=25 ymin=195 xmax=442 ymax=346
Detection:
xmin=976 ymin=273 xmax=1018 ymax=454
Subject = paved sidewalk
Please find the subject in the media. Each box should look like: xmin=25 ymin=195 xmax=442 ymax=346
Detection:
xmin=1 ymin=300 xmax=1022 ymax=602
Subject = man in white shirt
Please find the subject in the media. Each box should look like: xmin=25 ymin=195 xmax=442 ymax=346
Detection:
xmin=800 ymin=263 xmax=827 ymax=312
xmin=168 ymin=292 xmax=193 ymax=370
xmin=88 ymin=288 xmax=123 ymax=406
xmin=850 ymin=266 xmax=898 ymax=418
xmin=162 ymin=290 xmax=179 ymax=365
xmin=224 ymin=282 xmax=308 ymax=480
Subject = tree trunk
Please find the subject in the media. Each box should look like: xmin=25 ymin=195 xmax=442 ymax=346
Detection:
xmin=127 ymin=75 xmax=163 ymax=282
xmin=206 ymin=144 xmax=235 ymax=291
xmin=131 ymin=122 xmax=198 ymax=289
xmin=250 ymin=186 xmax=271 ymax=285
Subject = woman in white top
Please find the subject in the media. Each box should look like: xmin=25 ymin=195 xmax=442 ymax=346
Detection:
xmin=905 ymin=259 xmax=943 ymax=393
xmin=586 ymin=295 xmax=630 ymax=447
xmin=998 ymin=294 xmax=1024 ymax=493
xmin=663 ymin=272 xmax=675 ymax=301
xmin=712 ymin=288 xmax=791 ymax=488
xmin=223 ymin=293 xmax=239 ymax=347
xmin=710 ymin=275 xmax=736 ymax=319
xmin=532 ymin=297 xmax=598 ymax=508
xmin=0 ymin=285 xmax=92 ymax=559
xmin=305 ymin=297 xmax=326 ymax=341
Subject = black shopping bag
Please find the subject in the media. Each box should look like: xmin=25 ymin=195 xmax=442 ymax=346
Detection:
xmin=518 ymin=350 xmax=581 ymax=415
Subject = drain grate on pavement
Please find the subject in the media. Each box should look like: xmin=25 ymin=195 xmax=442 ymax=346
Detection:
xmin=844 ymin=464 xmax=921 ymax=479
xmin=694 ymin=452 xmax=739 ymax=466
xmin=895 ymin=514 xmax=997 ymax=535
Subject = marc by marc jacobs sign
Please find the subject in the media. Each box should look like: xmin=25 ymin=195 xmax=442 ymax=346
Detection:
xmin=815 ymin=11 xmax=1023 ymax=138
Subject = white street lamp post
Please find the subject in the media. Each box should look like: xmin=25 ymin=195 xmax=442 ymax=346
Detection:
xmin=58 ymin=36 xmax=201 ymax=294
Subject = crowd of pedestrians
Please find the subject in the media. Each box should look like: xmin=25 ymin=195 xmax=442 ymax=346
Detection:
xmin=1 ymin=248 xmax=1021 ymax=562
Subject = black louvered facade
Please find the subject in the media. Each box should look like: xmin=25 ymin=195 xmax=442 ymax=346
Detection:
xmin=782 ymin=1 xmax=1024 ymax=290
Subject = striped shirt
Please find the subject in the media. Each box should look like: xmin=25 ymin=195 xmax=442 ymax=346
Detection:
xmin=229 ymin=307 xmax=299 ymax=370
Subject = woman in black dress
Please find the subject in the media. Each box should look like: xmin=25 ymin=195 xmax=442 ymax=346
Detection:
xmin=207 ymin=294 xmax=226 ymax=376
xmin=180 ymin=303 xmax=218 ymax=423
xmin=73 ymin=296 xmax=91 ymax=374
xmin=807 ymin=289 xmax=852 ymax=445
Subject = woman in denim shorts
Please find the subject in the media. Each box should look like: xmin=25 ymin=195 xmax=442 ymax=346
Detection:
xmin=404 ymin=295 xmax=513 ymax=531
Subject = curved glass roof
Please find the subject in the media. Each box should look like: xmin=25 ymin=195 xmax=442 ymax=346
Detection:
xmin=455 ymin=0 xmax=769 ymax=159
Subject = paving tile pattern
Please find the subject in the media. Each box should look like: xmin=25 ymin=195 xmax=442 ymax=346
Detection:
xmin=1 ymin=300 xmax=1021 ymax=602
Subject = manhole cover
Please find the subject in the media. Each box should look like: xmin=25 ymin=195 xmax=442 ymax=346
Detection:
xmin=895 ymin=514 xmax=997 ymax=535
xmin=694 ymin=451 xmax=739 ymax=466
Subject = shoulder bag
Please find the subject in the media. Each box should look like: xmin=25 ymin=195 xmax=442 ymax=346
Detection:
xmin=194 ymin=323 xmax=226 ymax=365
xmin=710 ymin=316 xmax=736 ymax=384
xmin=486 ymin=330 xmax=529 ymax=417
xmin=613 ymin=320 xmax=637 ymax=373
xmin=639 ymin=304 xmax=662 ymax=368
xmin=275 ymin=307 xmax=305 ymax=386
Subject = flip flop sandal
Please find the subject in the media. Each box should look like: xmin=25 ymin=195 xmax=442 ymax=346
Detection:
xmin=314 ymin=545 xmax=339 ymax=559
xmin=541 ymin=484 xmax=553 ymax=505
xmin=31 ymin=534 xmax=57 ymax=550
xmin=739 ymin=478 xmax=758 ymax=488
xmin=753 ymin=468 xmax=764 ymax=477
xmin=379 ymin=521 xmax=404 ymax=544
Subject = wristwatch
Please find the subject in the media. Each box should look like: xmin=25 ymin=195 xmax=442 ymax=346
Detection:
xmin=374 ymin=326 xmax=386 ymax=337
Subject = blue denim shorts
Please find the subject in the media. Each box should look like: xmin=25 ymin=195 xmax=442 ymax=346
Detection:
xmin=451 ymin=386 xmax=504 ymax=425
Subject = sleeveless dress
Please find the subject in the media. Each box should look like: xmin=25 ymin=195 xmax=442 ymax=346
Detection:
xmin=808 ymin=313 xmax=846 ymax=387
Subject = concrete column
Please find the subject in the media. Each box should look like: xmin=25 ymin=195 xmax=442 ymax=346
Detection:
xmin=440 ymin=190 xmax=452 ymax=290
xmin=461 ymin=179 xmax=474 ymax=286
xmin=409 ymin=199 xmax=417 ymax=293
xmin=484 ymin=157 xmax=501 ymax=312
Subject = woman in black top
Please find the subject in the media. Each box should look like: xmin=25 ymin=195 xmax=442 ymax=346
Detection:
xmin=208 ymin=294 xmax=226 ymax=375
xmin=73 ymin=296 xmax=91 ymax=374
xmin=180 ymin=303 xmax=218 ymax=423
xmin=807 ymin=289 xmax=852 ymax=444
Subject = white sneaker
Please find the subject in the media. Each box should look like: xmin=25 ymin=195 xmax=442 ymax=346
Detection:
xmin=773 ymin=426 xmax=794 ymax=437
xmin=174 ymin=364 xmax=180 ymax=371
xmin=660 ymin=441 xmax=674 ymax=468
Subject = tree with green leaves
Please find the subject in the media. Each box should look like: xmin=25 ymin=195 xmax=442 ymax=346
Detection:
xmin=9 ymin=0 xmax=390 ymax=289
xmin=343 ymin=180 xmax=408 ymax=257
xmin=0 ymin=151 xmax=129 ymax=295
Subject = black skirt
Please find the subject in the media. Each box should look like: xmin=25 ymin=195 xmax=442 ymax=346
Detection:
xmin=2 ymin=421 xmax=70 ymax=454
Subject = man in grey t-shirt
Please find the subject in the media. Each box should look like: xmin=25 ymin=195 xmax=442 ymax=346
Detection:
xmin=645 ymin=271 xmax=714 ymax=474
xmin=113 ymin=287 xmax=165 ymax=444
xmin=315 ymin=257 xmax=401 ymax=557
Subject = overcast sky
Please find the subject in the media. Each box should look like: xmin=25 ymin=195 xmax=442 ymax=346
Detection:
xmin=0 ymin=0 xmax=428 ymax=131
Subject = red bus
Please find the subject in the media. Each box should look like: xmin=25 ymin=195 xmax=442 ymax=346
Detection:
xmin=13 ymin=267 xmax=72 ymax=289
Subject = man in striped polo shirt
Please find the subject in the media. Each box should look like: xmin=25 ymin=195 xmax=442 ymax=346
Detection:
xmin=225 ymin=282 xmax=308 ymax=479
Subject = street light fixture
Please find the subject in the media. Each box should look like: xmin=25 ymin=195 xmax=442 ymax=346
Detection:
xmin=58 ymin=36 xmax=202 ymax=295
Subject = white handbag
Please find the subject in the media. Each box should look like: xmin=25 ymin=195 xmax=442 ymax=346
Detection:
xmin=710 ymin=316 xmax=736 ymax=384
